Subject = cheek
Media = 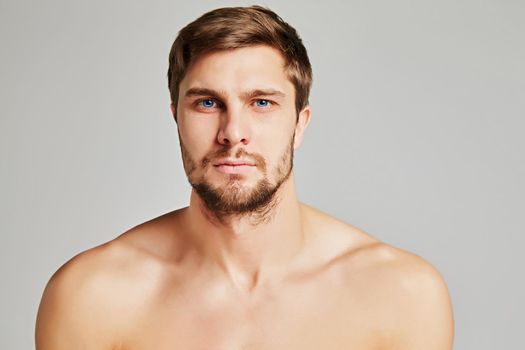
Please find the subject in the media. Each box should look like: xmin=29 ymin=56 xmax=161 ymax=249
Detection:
xmin=257 ymin=126 xmax=294 ymax=162
xmin=179 ymin=117 xmax=219 ymax=153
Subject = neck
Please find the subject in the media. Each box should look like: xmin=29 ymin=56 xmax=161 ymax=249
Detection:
xmin=183 ymin=173 xmax=306 ymax=294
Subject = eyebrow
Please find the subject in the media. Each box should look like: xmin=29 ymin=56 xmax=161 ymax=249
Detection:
xmin=185 ymin=87 xmax=226 ymax=99
xmin=240 ymin=89 xmax=286 ymax=100
xmin=184 ymin=87 xmax=286 ymax=100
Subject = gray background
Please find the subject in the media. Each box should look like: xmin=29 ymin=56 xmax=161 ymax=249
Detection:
xmin=1 ymin=0 xmax=523 ymax=348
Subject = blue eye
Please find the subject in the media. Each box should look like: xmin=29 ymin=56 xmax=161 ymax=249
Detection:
xmin=199 ymin=99 xmax=216 ymax=108
xmin=255 ymin=99 xmax=270 ymax=107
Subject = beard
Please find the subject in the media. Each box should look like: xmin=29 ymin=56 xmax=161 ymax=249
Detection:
xmin=179 ymin=135 xmax=295 ymax=218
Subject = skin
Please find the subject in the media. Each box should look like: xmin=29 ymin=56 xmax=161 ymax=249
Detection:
xmin=35 ymin=45 xmax=454 ymax=349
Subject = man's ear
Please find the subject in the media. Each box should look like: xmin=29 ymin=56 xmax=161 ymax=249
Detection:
xmin=293 ymin=105 xmax=311 ymax=150
xmin=170 ymin=103 xmax=177 ymax=123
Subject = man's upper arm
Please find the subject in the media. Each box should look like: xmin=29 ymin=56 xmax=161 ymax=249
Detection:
xmin=35 ymin=252 xmax=116 ymax=350
xmin=386 ymin=252 xmax=455 ymax=349
xmin=353 ymin=243 xmax=454 ymax=349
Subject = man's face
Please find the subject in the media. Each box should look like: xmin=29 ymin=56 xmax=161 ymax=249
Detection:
xmin=174 ymin=45 xmax=310 ymax=216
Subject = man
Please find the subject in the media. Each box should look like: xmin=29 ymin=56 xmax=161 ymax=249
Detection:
xmin=36 ymin=6 xmax=454 ymax=349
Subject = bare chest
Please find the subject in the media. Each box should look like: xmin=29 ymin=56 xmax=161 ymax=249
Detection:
xmin=120 ymin=280 xmax=383 ymax=350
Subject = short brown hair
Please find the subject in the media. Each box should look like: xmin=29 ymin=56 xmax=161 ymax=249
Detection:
xmin=167 ymin=6 xmax=312 ymax=114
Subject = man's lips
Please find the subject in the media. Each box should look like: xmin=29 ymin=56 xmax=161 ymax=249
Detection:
xmin=212 ymin=159 xmax=257 ymax=174
xmin=213 ymin=159 xmax=256 ymax=167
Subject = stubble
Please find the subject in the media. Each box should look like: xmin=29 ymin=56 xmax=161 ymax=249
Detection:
xmin=179 ymin=134 xmax=295 ymax=223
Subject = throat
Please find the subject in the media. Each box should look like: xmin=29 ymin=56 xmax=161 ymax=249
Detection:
xmin=185 ymin=175 xmax=307 ymax=295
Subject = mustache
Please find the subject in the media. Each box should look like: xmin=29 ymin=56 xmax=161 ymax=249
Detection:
xmin=202 ymin=148 xmax=267 ymax=171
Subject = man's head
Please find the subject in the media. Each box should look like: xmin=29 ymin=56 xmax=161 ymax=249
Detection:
xmin=167 ymin=6 xmax=312 ymax=219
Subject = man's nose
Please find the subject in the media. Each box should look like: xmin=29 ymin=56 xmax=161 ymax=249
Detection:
xmin=216 ymin=107 xmax=250 ymax=146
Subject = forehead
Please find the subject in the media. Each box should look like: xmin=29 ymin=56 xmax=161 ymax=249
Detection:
xmin=179 ymin=45 xmax=294 ymax=97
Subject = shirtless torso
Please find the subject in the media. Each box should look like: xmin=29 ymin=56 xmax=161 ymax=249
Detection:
xmin=36 ymin=204 xmax=453 ymax=350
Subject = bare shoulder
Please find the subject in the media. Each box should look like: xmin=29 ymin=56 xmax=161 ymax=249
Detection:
xmin=35 ymin=242 xmax=116 ymax=349
xmin=343 ymin=239 xmax=454 ymax=308
xmin=36 ymin=210 xmax=184 ymax=350
xmin=301 ymin=204 xmax=454 ymax=349
xmin=301 ymin=204 xmax=451 ymax=296
xmin=342 ymin=242 xmax=454 ymax=349
xmin=339 ymin=233 xmax=454 ymax=348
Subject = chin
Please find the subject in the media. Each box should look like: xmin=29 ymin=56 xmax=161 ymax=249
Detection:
xmin=191 ymin=175 xmax=279 ymax=215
